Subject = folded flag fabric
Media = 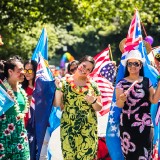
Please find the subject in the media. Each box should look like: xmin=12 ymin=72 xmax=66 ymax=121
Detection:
xmin=90 ymin=47 xmax=114 ymax=115
xmin=0 ymin=85 xmax=14 ymax=116
xmin=48 ymin=106 xmax=62 ymax=135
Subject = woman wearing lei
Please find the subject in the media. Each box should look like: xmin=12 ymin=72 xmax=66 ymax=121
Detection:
xmin=53 ymin=55 xmax=102 ymax=160
xmin=0 ymin=56 xmax=30 ymax=160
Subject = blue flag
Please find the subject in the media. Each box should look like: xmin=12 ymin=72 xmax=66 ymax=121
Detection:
xmin=0 ymin=85 xmax=14 ymax=116
xmin=27 ymin=55 xmax=56 ymax=160
xmin=28 ymin=28 xmax=56 ymax=160
xmin=32 ymin=28 xmax=48 ymax=61
xmin=106 ymin=10 xmax=159 ymax=160
xmin=48 ymin=106 xmax=61 ymax=135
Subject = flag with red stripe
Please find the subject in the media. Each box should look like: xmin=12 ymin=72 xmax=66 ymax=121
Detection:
xmin=92 ymin=74 xmax=114 ymax=115
xmin=90 ymin=47 xmax=114 ymax=116
xmin=91 ymin=47 xmax=110 ymax=76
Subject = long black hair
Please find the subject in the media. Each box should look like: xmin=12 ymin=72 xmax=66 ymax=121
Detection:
xmin=124 ymin=61 xmax=144 ymax=77
xmin=22 ymin=60 xmax=37 ymax=90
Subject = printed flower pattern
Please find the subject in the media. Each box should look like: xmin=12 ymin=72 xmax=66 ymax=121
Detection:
xmin=118 ymin=78 xmax=153 ymax=159
xmin=131 ymin=113 xmax=151 ymax=133
xmin=3 ymin=129 xmax=10 ymax=136
xmin=60 ymin=79 xmax=100 ymax=159
xmin=120 ymin=132 xmax=136 ymax=154
xmin=0 ymin=80 xmax=30 ymax=159
xmin=8 ymin=123 xmax=15 ymax=132
xmin=0 ymin=154 xmax=5 ymax=159
xmin=139 ymin=147 xmax=152 ymax=160
xmin=17 ymin=143 xmax=24 ymax=150
xmin=0 ymin=114 xmax=6 ymax=121
xmin=0 ymin=143 xmax=4 ymax=151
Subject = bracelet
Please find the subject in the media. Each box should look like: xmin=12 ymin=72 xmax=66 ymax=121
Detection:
xmin=91 ymin=98 xmax=97 ymax=105
xmin=56 ymin=87 xmax=62 ymax=91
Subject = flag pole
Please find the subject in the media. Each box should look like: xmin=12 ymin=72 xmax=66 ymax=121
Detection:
xmin=108 ymin=44 xmax=113 ymax=61
xmin=141 ymin=21 xmax=155 ymax=60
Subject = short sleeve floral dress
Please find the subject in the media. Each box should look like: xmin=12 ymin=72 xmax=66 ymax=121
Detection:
xmin=0 ymin=81 xmax=30 ymax=160
xmin=116 ymin=77 xmax=153 ymax=160
xmin=60 ymin=75 xmax=101 ymax=160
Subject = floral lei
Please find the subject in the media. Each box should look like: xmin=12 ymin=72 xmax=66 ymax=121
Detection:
xmin=3 ymin=79 xmax=29 ymax=116
xmin=65 ymin=74 xmax=92 ymax=94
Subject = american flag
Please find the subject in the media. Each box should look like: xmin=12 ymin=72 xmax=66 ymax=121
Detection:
xmin=90 ymin=47 xmax=114 ymax=116
xmin=100 ymin=62 xmax=116 ymax=83
xmin=92 ymin=74 xmax=114 ymax=115
xmin=91 ymin=47 xmax=110 ymax=76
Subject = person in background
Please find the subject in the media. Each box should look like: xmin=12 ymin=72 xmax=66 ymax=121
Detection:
xmin=116 ymin=50 xmax=160 ymax=160
xmin=53 ymin=55 xmax=102 ymax=160
xmin=67 ymin=60 xmax=79 ymax=75
xmin=58 ymin=67 xmax=65 ymax=77
xmin=22 ymin=59 xmax=37 ymax=127
xmin=0 ymin=56 xmax=30 ymax=159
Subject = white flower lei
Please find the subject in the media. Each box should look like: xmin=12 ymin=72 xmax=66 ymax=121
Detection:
xmin=3 ymin=79 xmax=29 ymax=116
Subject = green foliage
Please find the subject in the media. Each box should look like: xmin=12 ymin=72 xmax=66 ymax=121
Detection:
xmin=1 ymin=0 xmax=160 ymax=64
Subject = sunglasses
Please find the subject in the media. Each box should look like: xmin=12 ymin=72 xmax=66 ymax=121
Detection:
xmin=24 ymin=69 xmax=33 ymax=74
xmin=127 ymin=62 xmax=141 ymax=67
xmin=70 ymin=67 xmax=77 ymax=73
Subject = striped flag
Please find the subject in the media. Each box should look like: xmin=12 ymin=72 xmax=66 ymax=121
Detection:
xmin=91 ymin=47 xmax=110 ymax=76
xmin=92 ymin=74 xmax=114 ymax=115
xmin=90 ymin=47 xmax=114 ymax=116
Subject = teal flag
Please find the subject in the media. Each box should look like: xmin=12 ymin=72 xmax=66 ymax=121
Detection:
xmin=0 ymin=86 xmax=14 ymax=116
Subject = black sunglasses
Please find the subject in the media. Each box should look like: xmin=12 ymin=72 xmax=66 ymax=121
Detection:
xmin=127 ymin=62 xmax=141 ymax=67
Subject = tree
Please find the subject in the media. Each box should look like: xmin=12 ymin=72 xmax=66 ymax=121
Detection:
xmin=1 ymin=0 xmax=160 ymax=61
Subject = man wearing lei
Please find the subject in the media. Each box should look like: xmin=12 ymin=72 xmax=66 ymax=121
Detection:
xmin=0 ymin=56 xmax=30 ymax=160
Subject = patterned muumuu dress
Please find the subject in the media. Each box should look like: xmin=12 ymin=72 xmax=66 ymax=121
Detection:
xmin=116 ymin=77 xmax=153 ymax=160
xmin=0 ymin=88 xmax=30 ymax=160
xmin=60 ymin=79 xmax=101 ymax=160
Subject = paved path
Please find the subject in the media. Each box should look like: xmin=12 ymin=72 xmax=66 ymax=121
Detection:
xmin=48 ymin=113 xmax=109 ymax=159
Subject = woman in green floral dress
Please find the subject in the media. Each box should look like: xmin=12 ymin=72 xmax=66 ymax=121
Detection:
xmin=53 ymin=56 xmax=102 ymax=160
xmin=0 ymin=56 xmax=30 ymax=160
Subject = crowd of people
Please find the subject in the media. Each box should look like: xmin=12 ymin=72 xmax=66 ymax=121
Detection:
xmin=0 ymin=48 xmax=160 ymax=160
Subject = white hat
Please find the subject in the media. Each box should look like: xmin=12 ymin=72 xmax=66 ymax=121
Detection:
xmin=121 ymin=50 xmax=145 ymax=66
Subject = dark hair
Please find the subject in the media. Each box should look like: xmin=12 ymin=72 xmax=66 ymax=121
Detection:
xmin=124 ymin=62 xmax=144 ymax=77
xmin=3 ymin=55 xmax=23 ymax=79
xmin=22 ymin=60 xmax=37 ymax=90
xmin=0 ymin=60 xmax=6 ymax=80
xmin=67 ymin=60 xmax=79 ymax=74
xmin=0 ymin=60 xmax=5 ymax=72
xmin=79 ymin=55 xmax=95 ymax=72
